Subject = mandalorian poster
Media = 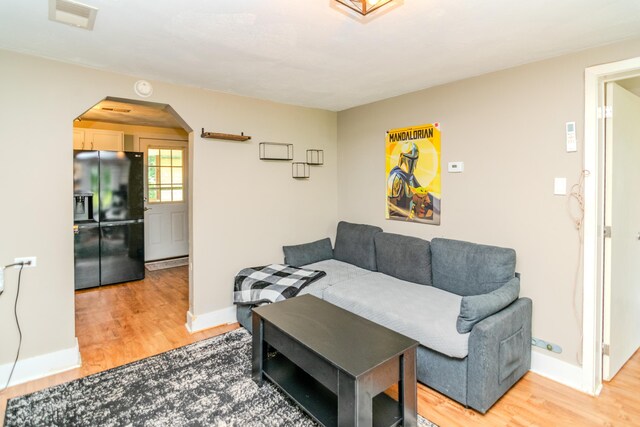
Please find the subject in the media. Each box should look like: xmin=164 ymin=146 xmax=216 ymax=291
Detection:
xmin=385 ymin=123 xmax=441 ymax=225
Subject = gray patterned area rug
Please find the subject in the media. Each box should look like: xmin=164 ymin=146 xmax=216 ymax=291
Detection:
xmin=5 ymin=329 xmax=437 ymax=427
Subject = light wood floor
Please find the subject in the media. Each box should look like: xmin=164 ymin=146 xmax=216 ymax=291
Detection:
xmin=1 ymin=266 xmax=639 ymax=426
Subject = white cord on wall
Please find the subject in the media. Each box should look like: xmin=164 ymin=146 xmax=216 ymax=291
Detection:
xmin=0 ymin=261 xmax=28 ymax=393
xmin=568 ymin=170 xmax=589 ymax=365
xmin=0 ymin=266 xmax=5 ymax=295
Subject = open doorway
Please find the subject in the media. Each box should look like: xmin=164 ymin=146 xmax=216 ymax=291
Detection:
xmin=73 ymin=97 xmax=192 ymax=273
xmin=72 ymin=97 xmax=193 ymax=365
xmin=601 ymin=78 xmax=640 ymax=381
xmin=582 ymin=58 xmax=640 ymax=395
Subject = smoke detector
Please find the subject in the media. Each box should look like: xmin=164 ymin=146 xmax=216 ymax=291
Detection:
xmin=49 ymin=0 xmax=98 ymax=30
xmin=134 ymin=80 xmax=154 ymax=98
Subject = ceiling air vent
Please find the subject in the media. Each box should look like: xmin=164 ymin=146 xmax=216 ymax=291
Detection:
xmin=49 ymin=0 xmax=98 ymax=30
xmin=101 ymin=107 xmax=132 ymax=113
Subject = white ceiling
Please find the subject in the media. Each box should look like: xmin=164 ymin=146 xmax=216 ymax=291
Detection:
xmin=1 ymin=0 xmax=640 ymax=111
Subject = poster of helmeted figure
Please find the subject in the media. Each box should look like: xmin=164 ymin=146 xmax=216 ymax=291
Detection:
xmin=385 ymin=123 xmax=441 ymax=225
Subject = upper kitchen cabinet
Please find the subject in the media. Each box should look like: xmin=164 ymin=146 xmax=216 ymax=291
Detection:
xmin=73 ymin=129 xmax=124 ymax=151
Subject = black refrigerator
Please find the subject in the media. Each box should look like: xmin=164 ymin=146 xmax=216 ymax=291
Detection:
xmin=73 ymin=150 xmax=145 ymax=290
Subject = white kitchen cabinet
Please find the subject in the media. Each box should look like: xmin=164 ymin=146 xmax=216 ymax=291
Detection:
xmin=73 ymin=129 xmax=124 ymax=151
xmin=73 ymin=129 xmax=85 ymax=150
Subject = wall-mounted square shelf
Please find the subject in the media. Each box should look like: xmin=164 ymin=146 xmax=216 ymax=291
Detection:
xmin=292 ymin=162 xmax=310 ymax=179
xmin=306 ymin=149 xmax=324 ymax=165
xmin=260 ymin=142 xmax=294 ymax=160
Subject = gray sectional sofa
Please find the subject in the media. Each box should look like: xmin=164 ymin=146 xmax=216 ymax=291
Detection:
xmin=236 ymin=221 xmax=532 ymax=413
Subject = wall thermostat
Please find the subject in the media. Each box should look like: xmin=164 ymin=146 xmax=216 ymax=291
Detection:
xmin=566 ymin=121 xmax=577 ymax=152
xmin=448 ymin=161 xmax=464 ymax=173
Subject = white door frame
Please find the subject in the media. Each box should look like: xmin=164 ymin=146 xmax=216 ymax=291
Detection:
xmin=582 ymin=56 xmax=640 ymax=396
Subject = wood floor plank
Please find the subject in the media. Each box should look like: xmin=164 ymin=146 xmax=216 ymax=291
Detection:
xmin=1 ymin=266 xmax=639 ymax=426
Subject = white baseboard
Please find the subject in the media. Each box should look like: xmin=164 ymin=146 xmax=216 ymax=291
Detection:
xmin=530 ymin=349 xmax=584 ymax=392
xmin=185 ymin=305 xmax=237 ymax=333
xmin=0 ymin=338 xmax=81 ymax=388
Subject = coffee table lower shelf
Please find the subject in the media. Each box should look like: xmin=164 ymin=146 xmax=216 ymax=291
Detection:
xmin=263 ymin=352 xmax=403 ymax=427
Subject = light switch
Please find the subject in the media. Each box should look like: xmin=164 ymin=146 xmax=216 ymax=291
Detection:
xmin=554 ymin=177 xmax=567 ymax=195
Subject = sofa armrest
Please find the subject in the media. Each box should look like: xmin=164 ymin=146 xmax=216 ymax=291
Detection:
xmin=457 ymin=276 xmax=520 ymax=333
xmin=466 ymin=297 xmax=532 ymax=413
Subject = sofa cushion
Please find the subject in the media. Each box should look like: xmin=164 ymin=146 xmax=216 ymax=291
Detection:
xmin=374 ymin=232 xmax=432 ymax=285
xmin=283 ymin=238 xmax=333 ymax=267
xmin=322 ymin=272 xmax=470 ymax=359
xmin=333 ymin=221 xmax=382 ymax=271
xmin=431 ymin=238 xmax=516 ymax=296
xmin=456 ymin=277 xmax=520 ymax=333
xmin=297 ymin=259 xmax=374 ymax=298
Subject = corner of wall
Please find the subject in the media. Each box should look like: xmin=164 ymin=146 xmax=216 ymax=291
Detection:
xmin=530 ymin=349 xmax=584 ymax=393
xmin=185 ymin=306 xmax=237 ymax=333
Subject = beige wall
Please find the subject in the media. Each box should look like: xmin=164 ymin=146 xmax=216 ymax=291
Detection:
xmin=3 ymin=37 xmax=640 ymax=373
xmin=0 ymin=49 xmax=338 ymax=364
xmin=337 ymin=38 xmax=640 ymax=366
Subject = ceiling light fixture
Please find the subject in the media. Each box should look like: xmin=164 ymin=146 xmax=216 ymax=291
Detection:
xmin=334 ymin=0 xmax=395 ymax=16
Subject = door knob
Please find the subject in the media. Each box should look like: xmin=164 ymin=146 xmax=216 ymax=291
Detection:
xmin=144 ymin=207 xmax=152 ymax=211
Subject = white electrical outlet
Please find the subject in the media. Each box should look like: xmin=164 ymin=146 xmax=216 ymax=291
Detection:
xmin=14 ymin=256 xmax=37 ymax=268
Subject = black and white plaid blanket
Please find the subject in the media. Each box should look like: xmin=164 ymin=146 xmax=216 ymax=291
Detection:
xmin=233 ymin=264 xmax=326 ymax=305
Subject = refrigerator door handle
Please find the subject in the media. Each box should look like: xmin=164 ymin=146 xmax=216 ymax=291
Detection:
xmin=75 ymin=223 xmax=100 ymax=230
xmin=101 ymin=219 xmax=144 ymax=227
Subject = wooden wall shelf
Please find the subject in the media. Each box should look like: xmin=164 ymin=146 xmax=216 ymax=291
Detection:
xmin=201 ymin=128 xmax=251 ymax=141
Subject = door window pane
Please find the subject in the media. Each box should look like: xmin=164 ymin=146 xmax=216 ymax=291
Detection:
xmin=148 ymin=149 xmax=159 ymax=166
xmin=160 ymin=168 xmax=172 ymax=184
xmin=148 ymin=167 xmax=157 ymax=185
xmin=172 ymin=168 xmax=183 ymax=184
xmin=172 ymin=150 xmax=183 ymax=167
xmin=160 ymin=149 xmax=172 ymax=167
xmin=148 ymin=188 xmax=159 ymax=203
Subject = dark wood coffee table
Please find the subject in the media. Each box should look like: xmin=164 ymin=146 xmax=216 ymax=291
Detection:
xmin=252 ymin=294 xmax=419 ymax=427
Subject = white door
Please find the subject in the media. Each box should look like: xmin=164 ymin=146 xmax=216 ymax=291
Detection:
xmin=602 ymin=82 xmax=640 ymax=380
xmin=140 ymin=138 xmax=189 ymax=261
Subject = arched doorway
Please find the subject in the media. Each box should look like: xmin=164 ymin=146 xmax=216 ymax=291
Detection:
xmin=72 ymin=96 xmax=194 ymax=368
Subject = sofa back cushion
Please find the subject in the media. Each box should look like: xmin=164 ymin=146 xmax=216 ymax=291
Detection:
xmin=430 ymin=238 xmax=516 ymax=296
xmin=333 ymin=221 xmax=382 ymax=271
xmin=374 ymin=232 xmax=432 ymax=285
xmin=283 ymin=237 xmax=333 ymax=267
